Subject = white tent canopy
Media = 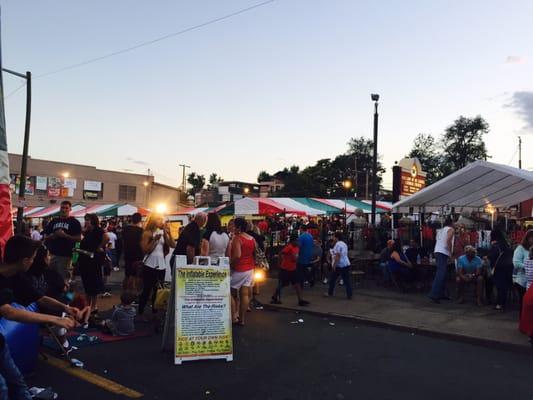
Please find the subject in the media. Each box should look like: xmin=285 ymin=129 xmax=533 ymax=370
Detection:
xmin=393 ymin=161 xmax=533 ymax=213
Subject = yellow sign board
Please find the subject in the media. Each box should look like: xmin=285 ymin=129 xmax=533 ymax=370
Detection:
xmin=174 ymin=256 xmax=233 ymax=364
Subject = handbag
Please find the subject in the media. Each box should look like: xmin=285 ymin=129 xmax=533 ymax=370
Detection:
xmin=154 ymin=281 xmax=170 ymax=311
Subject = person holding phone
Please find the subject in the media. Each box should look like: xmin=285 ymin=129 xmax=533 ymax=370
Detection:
xmin=139 ymin=214 xmax=175 ymax=317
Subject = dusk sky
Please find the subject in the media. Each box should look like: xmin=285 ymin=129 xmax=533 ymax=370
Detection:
xmin=2 ymin=0 xmax=532 ymax=189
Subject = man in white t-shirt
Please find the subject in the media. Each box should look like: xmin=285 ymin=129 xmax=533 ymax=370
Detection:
xmin=326 ymin=232 xmax=352 ymax=299
xmin=106 ymin=228 xmax=119 ymax=271
xmin=429 ymin=217 xmax=455 ymax=303
xmin=30 ymin=226 xmax=42 ymax=241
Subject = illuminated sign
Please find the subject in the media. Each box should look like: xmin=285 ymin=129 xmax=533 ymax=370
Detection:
xmin=395 ymin=158 xmax=427 ymax=200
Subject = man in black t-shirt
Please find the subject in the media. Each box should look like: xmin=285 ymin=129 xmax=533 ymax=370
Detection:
xmin=173 ymin=213 xmax=207 ymax=264
xmin=44 ymin=200 xmax=82 ymax=283
xmin=122 ymin=213 xmax=144 ymax=291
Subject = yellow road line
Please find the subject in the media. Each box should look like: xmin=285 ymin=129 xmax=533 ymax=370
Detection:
xmin=43 ymin=355 xmax=143 ymax=398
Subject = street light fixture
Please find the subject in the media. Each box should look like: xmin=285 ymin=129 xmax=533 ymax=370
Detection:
xmin=342 ymin=180 xmax=352 ymax=229
xmin=3 ymin=68 xmax=32 ymax=234
xmin=243 ymin=187 xmax=250 ymax=195
xmin=370 ymin=93 xmax=380 ymax=226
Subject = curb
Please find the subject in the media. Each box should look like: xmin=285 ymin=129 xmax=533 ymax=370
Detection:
xmin=260 ymin=303 xmax=531 ymax=354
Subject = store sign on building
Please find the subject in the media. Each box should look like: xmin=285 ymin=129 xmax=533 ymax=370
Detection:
xmin=84 ymin=180 xmax=102 ymax=191
xmin=392 ymin=158 xmax=427 ymax=202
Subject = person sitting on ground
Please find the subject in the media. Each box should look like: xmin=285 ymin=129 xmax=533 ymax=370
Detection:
xmin=28 ymin=245 xmax=67 ymax=301
xmin=456 ymin=245 xmax=484 ymax=306
xmin=0 ymin=287 xmax=76 ymax=400
xmin=0 ymin=236 xmax=83 ymax=352
xmin=101 ymin=292 xmax=136 ymax=336
xmin=388 ymin=240 xmax=415 ymax=290
xmin=270 ymin=234 xmax=309 ymax=306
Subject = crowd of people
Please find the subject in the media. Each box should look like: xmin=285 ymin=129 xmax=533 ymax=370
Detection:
xmin=2 ymin=203 xmax=533 ymax=397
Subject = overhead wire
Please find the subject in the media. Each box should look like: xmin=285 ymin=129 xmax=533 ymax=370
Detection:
xmin=35 ymin=0 xmax=277 ymax=79
xmin=4 ymin=81 xmax=26 ymax=99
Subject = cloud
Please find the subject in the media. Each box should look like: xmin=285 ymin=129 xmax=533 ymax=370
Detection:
xmin=506 ymin=91 xmax=533 ymax=132
xmin=126 ymin=157 xmax=150 ymax=166
xmin=505 ymin=56 xmax=524 ymax=64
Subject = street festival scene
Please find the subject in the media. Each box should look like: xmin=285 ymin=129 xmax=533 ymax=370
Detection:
xmin=0 ymin=1 xmax=532 ymax=400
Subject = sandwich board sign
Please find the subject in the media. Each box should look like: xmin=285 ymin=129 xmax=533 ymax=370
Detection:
xmin=174 ymin=255 xmax=233 ymax=364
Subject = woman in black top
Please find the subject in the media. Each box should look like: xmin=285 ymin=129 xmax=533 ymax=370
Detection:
xmin=28 ymin=245 xmax=66 ymax=300
xmin=79 ymin=213 xmax=109 ymax=314
xmin=488 ymin=229 xmax=513 ymax=310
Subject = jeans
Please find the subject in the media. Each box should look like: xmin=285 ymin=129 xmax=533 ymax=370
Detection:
xmin=516 ymin=283 xmax=526 ymax=314
xmin=429 ymin=252 xmax=449 ymax=299
xmin=107 ymin=249 xmax=118 ymax=268
xmin=328 ymin=267 xmax=352 ymax=298
xmin=0 ymin=344 xmax=31 ymax=400
xmin=379 ymin=262 xmax=391 ymax=282
xmin=139 ymin=266 xmax=165 ymax=314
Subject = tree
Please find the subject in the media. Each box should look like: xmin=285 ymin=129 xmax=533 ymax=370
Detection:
xmin=407 ymin=134 xmax=441 ymax=185
xmin=440 ymin=116 xmax=489 ymax=175
xmin=273 ymin=138 xmax=385 ymax=198
xmin=187 ymin=172 xmax=205 ymax=195
xmin=406 ymin=116 xmax=490 ymax=185
xmin=347 ymin=137 xmax=385 ymax=198
xmin=257 ymin=171 xmax=272 ymax=182
xmin=209 ymin=173 xmax=223 ymax=185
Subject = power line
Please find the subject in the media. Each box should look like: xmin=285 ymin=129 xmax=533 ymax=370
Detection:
xmin=507 ymin=147 xmax=518 ymax=165
xmin=36 ymin=0 xmax=277 ymax=79
xmin=4 ymin=81 xmax=26 ymax=99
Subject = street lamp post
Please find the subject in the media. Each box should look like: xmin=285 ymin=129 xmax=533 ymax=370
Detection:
xmin=370 ymin=93 xmax=379 ymax=227
xmin=342 ymin=180 xmax=352 ymax=229
xmin=3 ymin=68 xmax=31 ymax=234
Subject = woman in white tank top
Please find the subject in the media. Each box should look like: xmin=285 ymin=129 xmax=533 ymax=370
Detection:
xmin=201 ymin=213 xmax=229 ymax=262
xmin=139 ymin=214 xmax=175 ymax=316
xmin=429 ymin=217 xmax=455 ymax=303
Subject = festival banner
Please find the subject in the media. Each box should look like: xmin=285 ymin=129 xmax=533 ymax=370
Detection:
xmin=174 ymin=256 xmax=233 ymax=365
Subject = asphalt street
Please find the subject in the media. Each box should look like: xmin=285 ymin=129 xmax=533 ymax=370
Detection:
xmin=29 ymin=308 xmax=533 ymax=400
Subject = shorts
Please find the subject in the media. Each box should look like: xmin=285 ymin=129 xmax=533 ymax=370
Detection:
xmin=279 ymin=269 xmax=303 ymax=286
xmin=230 ymin=270 xmax=254 ymax=290
xmin=49 ymin=256 xmax=73 ymax=281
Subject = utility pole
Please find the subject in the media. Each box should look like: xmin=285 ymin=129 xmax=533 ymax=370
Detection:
xmin=518 ymin=136 xmax=522 ymax=169
xmin=354 ymin=155 xmax=358 ymax=198
xmin=178 ymin=163 xmax=190 ymax=193
xmin=365 ymin=170 xmax=369 ymax=199
xmin=370 ymin=94 xmax=380 ymax=226
xmin=3 ymin=68 xmax=31 ymax=234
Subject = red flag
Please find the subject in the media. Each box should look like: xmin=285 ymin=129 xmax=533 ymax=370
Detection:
xmin=0 ymin=12 xmax=14 ymax=253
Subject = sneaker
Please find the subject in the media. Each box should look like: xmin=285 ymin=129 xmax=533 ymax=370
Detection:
xmin=270 ymin=296 xmax=282 ymax=305
xmin=298 ymin=300 xmax=310 ymax=306
xmin=102 ymin=292 xmax=112 ymax=298
xmin=113 ymin=267 xmax=120 ymax=272
xmin=339 ymin=279 xmax=344 ymax=286
xmin=29 ymin=387 xmax=58 ymax=400
xmin=322 ymin=278 xmax=328 ymax=285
